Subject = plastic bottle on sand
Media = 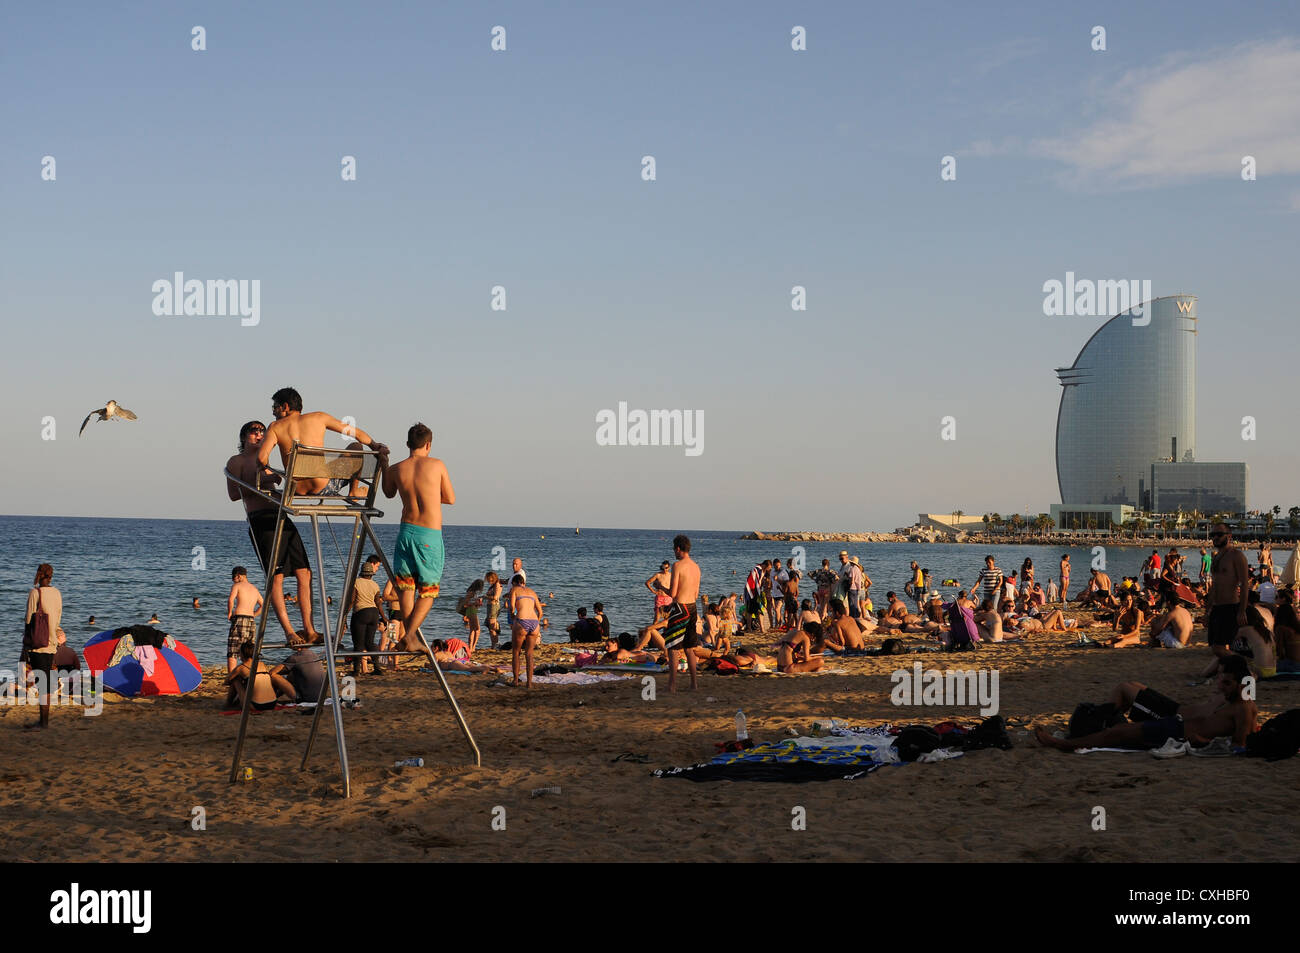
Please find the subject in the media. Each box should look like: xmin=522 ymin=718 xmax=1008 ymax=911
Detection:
xmin=735 ymin=710 xmax=748 ymax=741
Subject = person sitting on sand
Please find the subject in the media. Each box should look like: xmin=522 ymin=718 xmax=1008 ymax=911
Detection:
xmin=226 ymin=642 xmax=296 ymax=711
xmin=973 ymin=598 xmax=1003 ymax=642
xmin=1274 ymin=589 xmax=1300 ymax=671
xmin=1036 ymin=655 xmax=1257 ymax=752
xmin=822 ymin=598 xmax=865 ymax=651
xmin=877 ymin=592 xmax=916 ymax=630
xmin=775 ymin=623 xmax=824 ymax=674
xmin=901 ymin=593 xmax=945 ymax=635
xmin=1077 ymin=568 xmax=1115 ymax=609
xmin=566 ymin=606 xmax=601 ymax=643
xmin=1148 ymin=595 xmax=1195 ymax=649
xmin=1100 ymin=591 xmax=1146 ymax=648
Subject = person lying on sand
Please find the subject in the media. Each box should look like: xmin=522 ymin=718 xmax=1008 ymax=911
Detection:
xmin=432 ymin=651 xmax=503 ymax=674
xmin=1036 ymin=656 xmax=1256 ymax=752
xmin=599 ymin=637 xmax=658 ymax=665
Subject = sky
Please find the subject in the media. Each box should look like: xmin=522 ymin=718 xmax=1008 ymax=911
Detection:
xmin=3 ymin=0 xmax=1298 ymax=530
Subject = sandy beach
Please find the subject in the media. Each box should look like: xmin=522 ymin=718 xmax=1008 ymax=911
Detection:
xmin=3 ymin=612 xmax=1297 ymax=864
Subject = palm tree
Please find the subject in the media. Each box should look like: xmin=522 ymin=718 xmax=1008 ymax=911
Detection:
xmin=954 ymin=510 xmax=964 ymax=533
xmin=1288 ymin=506 xmax=1300 ymax=533
xmin=990 ymin=513 xmax=1003 ymax=537
xmin=982 ymin=513 xmax=991 ymax=537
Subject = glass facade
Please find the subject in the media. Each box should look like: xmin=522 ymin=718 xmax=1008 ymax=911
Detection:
xmin=1151 ymin=462 xmax=1249 ymax=514
xmin=1056 ymin=295 xmax=1197 ymax=506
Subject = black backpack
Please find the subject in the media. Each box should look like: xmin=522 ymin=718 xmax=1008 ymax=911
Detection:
xmin=1244 ymin=709 xmax=1300 ymax=761
xmin=960 ymin=715 xmax=1013 ymax=751
xmin=893 ymin=726 xmax=944 ymax=762
xmin=1068 ymin=702 xmax=1125 ymax=738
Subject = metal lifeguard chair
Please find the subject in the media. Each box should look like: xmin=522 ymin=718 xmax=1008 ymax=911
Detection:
xmin=224 ymin=442 xmax=479 ymax=798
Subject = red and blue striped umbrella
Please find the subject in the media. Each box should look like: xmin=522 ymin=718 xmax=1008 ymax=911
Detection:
xmin=83 ymin=630 xmax=203 ymax=698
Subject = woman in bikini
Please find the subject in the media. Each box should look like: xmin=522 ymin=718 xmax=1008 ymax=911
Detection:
xmin=225 ymin=642 xmax=295 ymax=710
xmin=509 ymin=573 xmax=543 ymax=688
xmin=1103 ymin=592 xmax=1146 ymax=648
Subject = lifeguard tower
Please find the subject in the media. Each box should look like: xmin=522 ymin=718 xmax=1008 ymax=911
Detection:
xmin=223 ymin=443 xmax=479 ymax=797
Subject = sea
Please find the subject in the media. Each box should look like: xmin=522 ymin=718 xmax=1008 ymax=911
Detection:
xmin=1 ymin=515 xmax=1202 ymax=669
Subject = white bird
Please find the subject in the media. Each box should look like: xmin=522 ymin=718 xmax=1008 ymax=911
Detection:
xmin=80 ymin=400 xmax=138 ymax=437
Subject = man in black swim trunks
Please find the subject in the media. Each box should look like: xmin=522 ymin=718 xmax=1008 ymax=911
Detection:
xmin=1206 ymin=522 xmax=1252 ymax=662
xmin=1037 ymin=656 xmax=1257 ymax=752
xmin=664 ymin=534 xmax=701 ymax=692
xmin=226 ymin=420 xmax=320 ymax=645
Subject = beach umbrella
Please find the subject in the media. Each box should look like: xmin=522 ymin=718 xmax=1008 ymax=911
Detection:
xmin=82 ymin=630 xmax=203 ymax=698
xmin=1280 ymin=542 xmax=1300 ymax=589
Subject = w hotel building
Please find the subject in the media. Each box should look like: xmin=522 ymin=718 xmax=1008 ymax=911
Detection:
xmin=1052 ymin=294 xmax=1247 ymax=521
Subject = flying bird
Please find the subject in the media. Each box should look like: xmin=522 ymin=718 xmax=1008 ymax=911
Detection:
xmin=80 ymin=400 xmax=138 ymax=437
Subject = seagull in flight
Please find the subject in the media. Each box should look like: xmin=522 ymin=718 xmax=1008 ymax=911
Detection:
xmin=80 ymin=400 xmax=138 ymax=437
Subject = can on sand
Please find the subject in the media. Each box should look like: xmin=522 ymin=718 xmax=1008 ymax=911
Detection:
xmin=241 ymin=767 xmax=253 ymax=782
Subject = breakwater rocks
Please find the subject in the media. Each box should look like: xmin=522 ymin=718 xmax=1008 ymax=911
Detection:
xmin=741 ymin=531 xmax=911 ymax=543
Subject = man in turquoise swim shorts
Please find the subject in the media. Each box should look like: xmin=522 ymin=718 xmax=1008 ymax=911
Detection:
xmin=382 ymin=422 xmax=456 ymax=657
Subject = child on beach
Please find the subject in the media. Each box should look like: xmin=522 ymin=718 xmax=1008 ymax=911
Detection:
xmin=456 ymin=579 xmax=484 ymax=657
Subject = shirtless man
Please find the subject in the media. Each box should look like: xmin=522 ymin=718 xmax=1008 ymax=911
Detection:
xmin=822 ymin=599 xmax=865 ymax=651
xmin=1206 ymin=523 xmax=1252 ymax=661
xmin=1148 ymin=596 xmax=1194 ymax=649
xmin=878 ymin=592 xmax=912 ymax=630
xmin=225 ymin=565 xmax=264 ymax=672
xmin=664 ymin=535 xmax=701 ymax=691
xmin=1079 ymin=568 xmax=1114 ymax=608
xmin=1037 ymin=656 xmax=1257 ymax=751
xmin=258 ymin=387 xmax=389 ymax=495
xmin=381 ymin=423 xmax=454 ymax=657
xmin=225 ymin=420 xmax=320 ymax=644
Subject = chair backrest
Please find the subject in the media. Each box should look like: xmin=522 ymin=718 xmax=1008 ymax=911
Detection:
xmin=278 ymin=444 xmax=382 ymax=509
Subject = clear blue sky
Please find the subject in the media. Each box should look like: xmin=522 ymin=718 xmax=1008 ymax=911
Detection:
xmin=3 ymin=1 xmax=1298 ymax=528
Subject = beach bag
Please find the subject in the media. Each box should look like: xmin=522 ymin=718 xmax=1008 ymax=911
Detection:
xmin=961 ymin=716 xmax=1013 ymax=751
xmin=25 ymin=587 xmax=51 ymax=651
xmin=1243 ymin=709 xmax=1300 ymax=761
xmin=1068 ymin=702 xmax=1124 ymax=738
xmin=893 ymin=726 xmax=943 ymax=762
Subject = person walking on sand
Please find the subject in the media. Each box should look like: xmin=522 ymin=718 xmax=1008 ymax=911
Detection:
xmin=509 ymin=574 xmax=544 ymax=687
xmin=664 ymin=535 xmax=702 ymax=692
xmin=225 ymin=566 xmax=264 ymax=673
xmin=226 ymin=420 xmax=321 ymax=644
xmin=382 ymin=423 xmax=454 ymax=659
